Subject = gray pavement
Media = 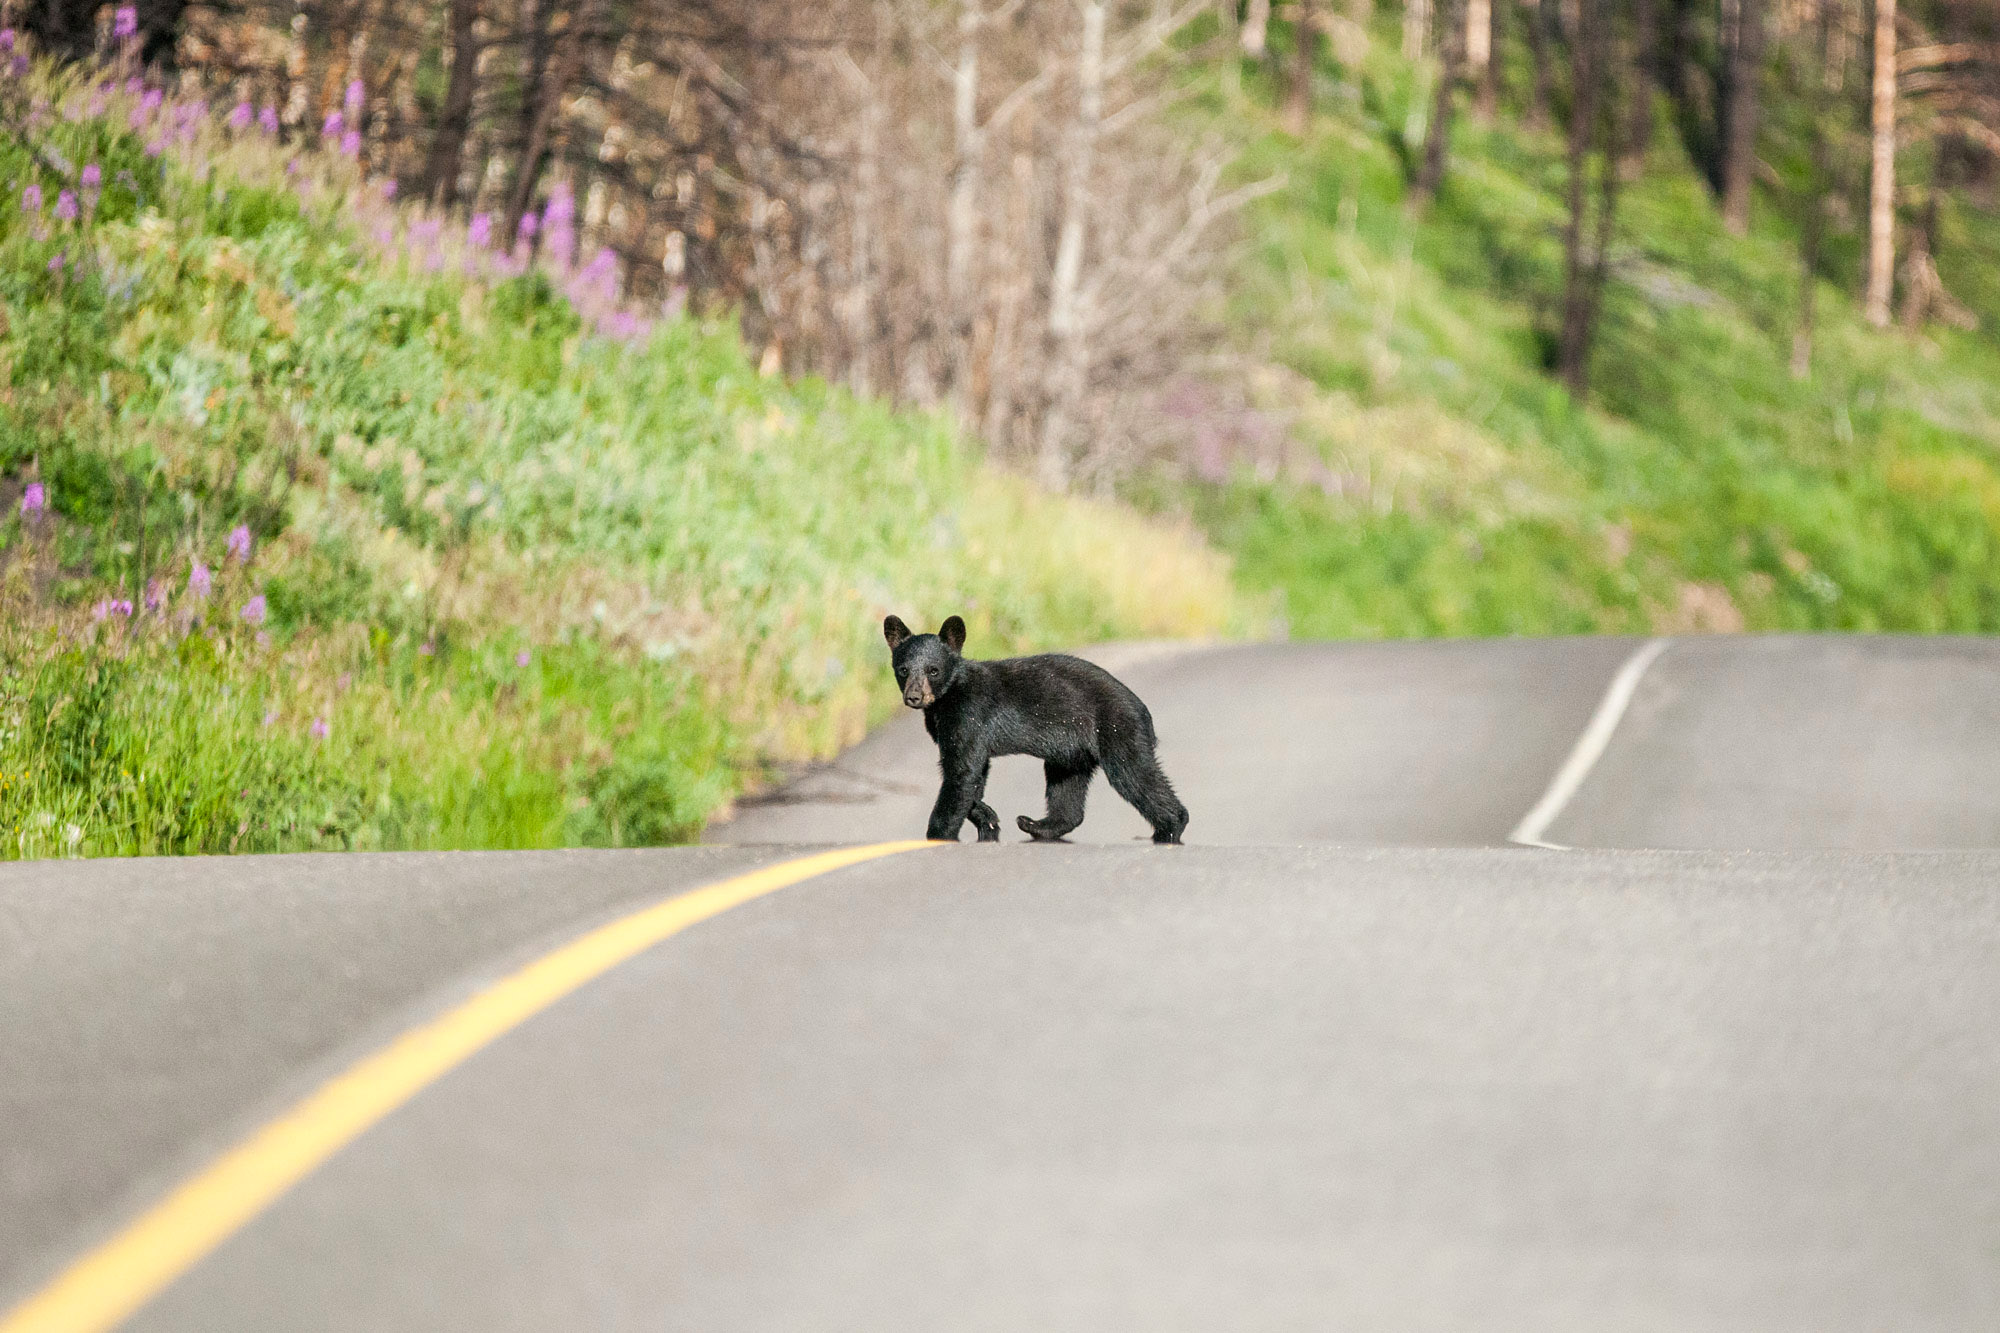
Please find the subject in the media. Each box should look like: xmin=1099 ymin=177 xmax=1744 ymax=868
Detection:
xmin=6 ymin=634 xmax=2000 ymax=1331
xmin=124 ymin=846 xmax=2000 ymax=1332
xmin=715 ymin=638 xmax=1644 ymax=847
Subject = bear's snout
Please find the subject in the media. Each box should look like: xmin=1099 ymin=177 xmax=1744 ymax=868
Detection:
xmin=903 ymin=680 xmax=934 ymax=708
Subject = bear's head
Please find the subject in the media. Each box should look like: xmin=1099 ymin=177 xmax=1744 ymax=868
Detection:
xmin=882 ymin=614 xmax=966 ymax=709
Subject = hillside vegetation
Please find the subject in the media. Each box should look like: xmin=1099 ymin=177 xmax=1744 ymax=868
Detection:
xmin=1183 ymin=21 xmax=2000 ymax=638
xmin=0 ymin=65 xmax=1240 ymax=858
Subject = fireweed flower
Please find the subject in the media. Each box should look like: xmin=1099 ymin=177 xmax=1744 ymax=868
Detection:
xmin=240 ymin=594 xmax=267 ymax=626
xmin=262 ymin=709 xmax=278 ymax=727
xmin=310 ymin=717 xmax=330 ymax=740
xmin=344 ymin=79 xmax=364 ymax=117
xmin=516 ymin=649 xmax=531 ymax=667
xmin=227 ymin=524 xmax=252 ymax=562
xmin=21 ymin=482 xmax=45 ymax=514
xmin=322 ymin=110 xmax=342 ymax=139
xmin=340 ymin=129 xmax=360 ymax=158
xmin=144 ymin=578 xmax=165 ymax=612
xmin=258 ymin=104 xmax=277 ymax=134
xmin=54 ymin=190 xmax=76 ymax=221
xmin=8 ymin=54 xmax=26 ymax=78
xmin=80 ymin=163 xmax=101 ymax=189
xmin=20 ymin=184 xmax=40 ymax=212
xmin=0 ymin=29 xmax=14 ymax=51
xmin=381 ymin=179 xmax=398 ymax=202
xmin=47 ymin=251 xmax=64 ymax=273
xmin=229 ymin=100 xmax=251 ymax=131
xmin=187 ymin=561 xmax=212 ymax=598
xmin=113 ymin=6 xmax=138 ymax=39
xmin=468 ymin=213 xmax=492 ymax=249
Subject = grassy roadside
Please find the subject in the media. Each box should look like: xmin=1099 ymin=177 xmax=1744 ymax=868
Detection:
xmin=0 ymin=63 xmax=1243 ymax=858
xmin=1173 ymin=24 xmax=2000 ymax=638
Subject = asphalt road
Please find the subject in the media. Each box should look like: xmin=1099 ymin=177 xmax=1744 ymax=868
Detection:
xmin=5 ymin=635 xmax=2000 ymax=1331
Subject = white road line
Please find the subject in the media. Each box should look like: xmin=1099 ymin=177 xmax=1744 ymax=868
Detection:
xmin=1509 ymin=638 xmax=1671 ymax=850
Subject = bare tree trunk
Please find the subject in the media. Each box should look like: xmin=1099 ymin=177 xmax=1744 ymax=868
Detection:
xmin=1791 ymin=0 xmax=1830 ymax=379
xmin=1720 ymin=0 xmax=1764 ymax=233
xmin=1621 ymin=0 xmax=1655 ymax=170
xmin=1864 ymin=0 xmax=1895 ymax=326
xmin=416 ymin=0 xmax=480 ymax=206
xmin=1523 ymin=0 xmax=1552 ymax=127
xmin=504 ymin=0 xmax=601 ymax=244
xmin=1041 ymin=0 xmax=1107 ymax=489
xmin=1408 ymin=0 xmax=1464 ymax=210
xmin=1243 ymin=0 xmax=1271 ymax=57
xmin=1404 ymin=0 xmax=1432 ymax=59
xmin=946 ymin=0 xmax=985 ymax=413
xmin=1473 ymin=0 xmax=1499 ymax=119
xmin=1558 ymin=0 xmax=1616 ymax=396
xmin=1283 ymin=0 xmax=1320 ymax=133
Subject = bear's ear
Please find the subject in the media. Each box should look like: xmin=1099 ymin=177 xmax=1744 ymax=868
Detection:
xmin=939 ymin=615 xmax=967 ymax=653
xmin=883 ymin=615 xmax=911 ymax=650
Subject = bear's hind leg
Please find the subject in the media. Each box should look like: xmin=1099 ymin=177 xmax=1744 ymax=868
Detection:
xmin=1102 ymin=739 xmax=1188 ymax=844
xmin=1017 ymin=759 xmax=1095 ymax=842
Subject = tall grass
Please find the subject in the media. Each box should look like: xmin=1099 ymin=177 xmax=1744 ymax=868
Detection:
xmin=0 ymin=59 xmax=1243 ymax=857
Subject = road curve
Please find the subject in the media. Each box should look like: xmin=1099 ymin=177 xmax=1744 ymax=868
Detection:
xmin=5 ymin=635 xmax=2000 ymax=1331
xmin=715 ymin=635 xmax=2000 ymax=850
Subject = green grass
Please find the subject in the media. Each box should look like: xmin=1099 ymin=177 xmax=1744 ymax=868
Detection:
xmin=1176 ymin=25 xmax=2000 ymax=638
xmin=0 ymin=65 xmax=1243 ymax=858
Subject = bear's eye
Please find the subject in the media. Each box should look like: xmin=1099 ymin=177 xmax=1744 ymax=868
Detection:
xmin=927 ymin=666 xmax=939 ymax=679
xmin=895 ymin=668 xmax=907 ymax=681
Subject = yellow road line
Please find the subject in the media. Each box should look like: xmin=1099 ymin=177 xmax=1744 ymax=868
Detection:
xmin=1 ymin=840 xmax=935 ymax=1333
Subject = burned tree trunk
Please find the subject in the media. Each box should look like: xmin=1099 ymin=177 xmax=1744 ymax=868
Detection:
xmin=1409 ymin=0 xmax=1466 ymax=209
xmin=417 ymin=0 xmax=482 ymax=206
xmin=1557 ymin=0 xmax=1625 ymax=397
xmin=1719 ymin=0 xmax=1764 ymax=233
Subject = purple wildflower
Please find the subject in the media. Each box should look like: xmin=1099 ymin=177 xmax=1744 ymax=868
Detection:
xmin=21 ymin=184 xmax=40 ymax=213
xmin=21 ymin=482 xmax=45 ymax=515
xmin=515 ymin=649 xmax=531 ymax=667
xmin=114 ymin=6 xmax=138 ymax=40
xmin=93 ymin=597 xmax=133 ymax=620
xmin=80 ymin=163 xmax=101 ymax=190
xmin=258 ymin=104 xmax=278 ymax=134
xmin=340 ymin=129 xmax=360 ymax=158
xmin=229 ymin=100 xmax=252 ymax=131
xmin=310 ymin=716 xmax=330 ymax=740
xmin=381 ymin=178 xmax=397 ymax=201
xmin=187 ymin=561 xmax=212 ymax=598
xmin=468 ymin=213 xmax=492 ymax=249
xmin=0 ymin=29 xmax=14 ymax=52
xmin=144 ymin=578 xmax=165 ymax=612
xmin=262 ymin=709 xmax=278 ymax=727
xmin=322 ymin=110 xmax=343 ymax=139
xmin=47 ymin=252 xmax=64 ymax=273
xmin=240 ymin=594 xmax=267 ymax=626
xmin=123 ymin=76 xmax=141 ymax=95
xmin=418 ymin=640 xmax=435 ymax=657
xmin=54 ymin=190 xmax=76 ymax=222
xmin=9 ymin=54 xmax=27 ymax=79
xmin=517 ymin=212 xmax=539 ymax=240
xmin=344 ymin=78 xmax=364 ymax=116
xmin=143 ymin=137 xmax=163 ymax=158
xmin=226 ymin=523 xmax=252 ymax=562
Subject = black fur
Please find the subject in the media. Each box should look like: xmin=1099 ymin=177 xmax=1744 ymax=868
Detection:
xmin=883 ymin=614 xmax=1189 ymax=845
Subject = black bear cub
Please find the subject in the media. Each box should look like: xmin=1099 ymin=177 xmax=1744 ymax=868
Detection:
xmin=884 ymin=614 xmax=1189 ymax=845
